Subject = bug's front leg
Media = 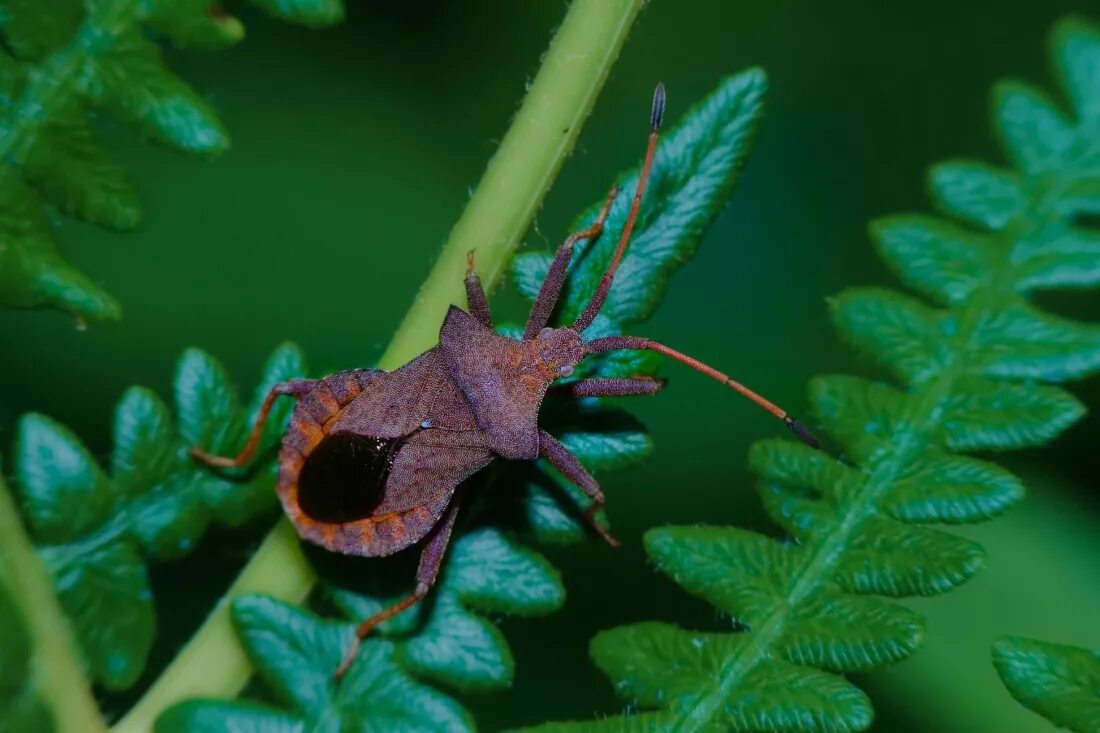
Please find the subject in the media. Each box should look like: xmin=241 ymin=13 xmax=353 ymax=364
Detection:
xmin=190 ymin=378 xmax=317 ymax=468
xmin=537 ymin=428 xmax=620 ymax=548
xmin=464 ymin=250 xmax=493 ymax=328
xmin=523 ymin=185 xmax=618 ymax=338
xmin=334 ymin=495 xmax=463 ymax=680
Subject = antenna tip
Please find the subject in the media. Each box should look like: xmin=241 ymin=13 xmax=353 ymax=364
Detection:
xmin=651 ymin=82 xmax=666 ymax=132
xmin=785 ymin=417 xmax=821 ymax=449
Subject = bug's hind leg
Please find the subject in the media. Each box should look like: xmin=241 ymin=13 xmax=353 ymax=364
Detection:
xmin=537 ymin=428 xmax=620 ymax=548
xmin=190 ymin=378 xmax=317 ymax=468
xmin=550 ymin=376 xmax=666 ymax=398
xmin=334 ymin=495 xmax=462 ymax=680
xmin=464 ymin=250 xmax=493 ymax=328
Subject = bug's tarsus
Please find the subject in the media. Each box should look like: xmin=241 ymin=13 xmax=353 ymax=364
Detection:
xmin=334 ymin=493 xmax=461 ymax=679
xmin=335 ymin=585 xmax=427 ymax=680
xmin=538 ymin=428 xmax=621 ymax=548
xmin=523 ymin=184 xmax=619 ymax=338
xmin=190 ymin=378 xmax=317 ymax=468
xmin=572 ymin=84 xmax=664 ymax=332
xmin=584 ymin=336 xmax=821 ymax=449
xmin=584 ymin=500 xmax=621 ymax=549
xmin=784 ymin=416 xmax=821 ymax=449
xmin=651 ymin=82 xmax=666 ymax=132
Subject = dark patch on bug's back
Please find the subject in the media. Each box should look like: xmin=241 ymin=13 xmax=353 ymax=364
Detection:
xmin=297 ymin=432 xmax=403 ymax=524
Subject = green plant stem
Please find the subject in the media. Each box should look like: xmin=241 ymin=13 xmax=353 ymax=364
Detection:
xmin=0 ymin=473 xmax=108 ymax=733
xmin=380 ymin=0 xmax=643 ymax=367
xmin=112 ymin=1 xmax=643 ymax=729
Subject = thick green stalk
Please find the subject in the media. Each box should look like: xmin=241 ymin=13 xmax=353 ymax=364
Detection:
xmin=380 ymin=0 xmax=643 ymax=367
xmin=112 ymin=1 xmax=643 ymax=730
xmin=0 ymin=474 xmax=108 ymax=733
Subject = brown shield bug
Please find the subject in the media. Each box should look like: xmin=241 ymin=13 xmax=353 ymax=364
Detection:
xmin=191 ymin=83 xmax=818 ymax=678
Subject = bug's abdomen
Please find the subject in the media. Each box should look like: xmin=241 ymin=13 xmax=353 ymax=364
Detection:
xmin=276 ymin=368 xmax=410 ymax=555
xmin=275 ymin=366 xmax=481 ymax=558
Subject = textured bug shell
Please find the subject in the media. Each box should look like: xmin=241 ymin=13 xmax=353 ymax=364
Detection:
xmin=276 ymin=358 xmax=493 ymax=557
xmin=439 ymin=305 xmax=558 ymax=460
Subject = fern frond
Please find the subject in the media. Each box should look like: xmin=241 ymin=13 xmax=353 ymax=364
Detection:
xmin=993 ymin=636 xmax=1100 ymax=732
xmin=514 ymin=15 xmax=1100 ymax=733
xmin=0 ymin=0 xmax=341 ymax=322
xmin=331 ymin=528 xmax=565 ymax=692
xmin=8 ymin=344 xmax=305 ymax=690
xmin=160 ymin=533 xmax=565 ymax=731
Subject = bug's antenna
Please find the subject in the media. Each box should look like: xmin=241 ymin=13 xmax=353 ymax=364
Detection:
xmin=572 ymin=83 xmax=665 ymax=332
xmin=585 ymin=335 xmax=821 ymax=449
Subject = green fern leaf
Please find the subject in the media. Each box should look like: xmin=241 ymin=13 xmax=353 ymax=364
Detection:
xmin=0 ymin=0 xmax=82 ymax=61
xmin=82 ymin=28 xmax=229 ymax=156
xmin=0 ymin=0 xmax=339 ymax=321
xmin=513 ymin=15 xmax=1100 ymax=733
xmin=157 ymin=595 xmax=473 ymax=733
xmin=22 ymin=100 xmax=142 ymax=230
xmin=331 ymin=528 xmax=564 ymax=693
xmin=146 ymin=0 xmax=247 ymax=49
xmin=927 ymin=162 xmax=1025 ymax=230
xmin=9 ymin=345 xmax=305 ymax=690
xmin=993 ymin=636 xmax=1100 ymax=732
xmin=249 ymin=0 xmax=345 ymax=29
xmin=0 ymin=170 xmax=121 ymax=319
xmin=513 ymin=68 xmax=766 ymax=330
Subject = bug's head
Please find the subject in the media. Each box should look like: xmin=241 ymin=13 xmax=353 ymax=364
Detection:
xmin=534 ymin=326 xmax=585 ymax=380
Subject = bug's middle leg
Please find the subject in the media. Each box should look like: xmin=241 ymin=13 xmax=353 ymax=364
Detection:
xmin=334 ymin=495 xmax=463 ymax=680
xmin=190 ymin=378 xmax=317 ymax=468
xmin=537 ymin=428 xmax=620 ymax=548
xmin=550 ymin=376 xmax=666 ymax=398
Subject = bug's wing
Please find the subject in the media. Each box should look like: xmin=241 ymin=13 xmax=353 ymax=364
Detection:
xmin=439 ymin=305 xmax=547 ymax=460
xmin=375 ymin=426 xmax=492 ymax=515
xmin=281 ymin=428 xmax=493 ymax=558
xmin=288 ymin=484 xmax=454 ymax=558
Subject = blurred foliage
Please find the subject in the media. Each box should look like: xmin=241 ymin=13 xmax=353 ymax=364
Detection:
xmin=514 ymin=15 xmax=1100 ymax=733
xmin=993 ymin=636 xmax=1100 ymax=732
xmin=10 ymin=345 xmax=303 ymax=690
xmin=0 ymin=0 xmax=343 ymax=323
xmin=0 ymin=519 xmax=54 ymax=733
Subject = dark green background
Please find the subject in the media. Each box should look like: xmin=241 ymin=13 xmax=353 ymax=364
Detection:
xmin=2 ymin=1 xmax=1099 ymax=730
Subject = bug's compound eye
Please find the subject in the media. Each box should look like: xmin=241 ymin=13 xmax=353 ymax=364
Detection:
xmin=538 ymin=327 xmax=554 ymax=340
xmin=558 ymin=364 xmax=574 ymax=378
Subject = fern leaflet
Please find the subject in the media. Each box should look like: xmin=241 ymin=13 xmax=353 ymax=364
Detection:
xmin=0 ymin=0 xmax=342 ymax=322
xmin=513 ymin=15 xmax=1100 ymax=733
xmin=994 ymin=636 xmax=1100 ymax=732
xmin=9 ymin=345 xmax=305 ymax=690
